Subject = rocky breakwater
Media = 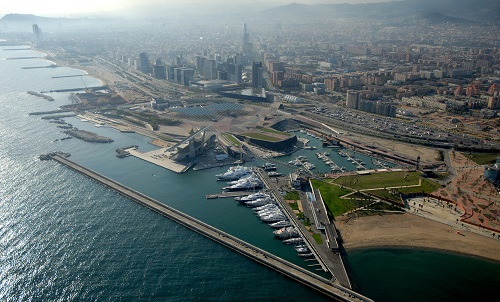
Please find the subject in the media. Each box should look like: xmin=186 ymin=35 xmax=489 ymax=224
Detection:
xmin=39 ymin=151 xmax=71 ymax=161
xmin=27 ymin=91 xmax=54 ymax=101
xmin=64 ymin=129 xmax=114 ymax=143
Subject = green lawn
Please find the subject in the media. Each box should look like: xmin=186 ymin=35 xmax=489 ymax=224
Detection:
xmin=312 ymin=233 xmax=323 ymax=244
xmin=463 ymin=152 xmax=500 ymax=165
xmin=283 ymin=191 xmax=300 ymax=200
xmin=330 ymin=171 xmax=422 ymax=190
xmin=221 ymin=133 xmax=241 ymax=147
xmin=330 ymin=172 xmax=441 ymax=205
xmin=259 ymin=127 xmax=292 ymax=136
xmin=311 ymin=179 xmax=360 ymax=217
xmin=241 ymin=132 xmax=281 ymax=142
xmin=367 ymin=178 xmax=440 ymax=203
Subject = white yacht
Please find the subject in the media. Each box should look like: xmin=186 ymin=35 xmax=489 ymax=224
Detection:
xmin=262 ymin=162 xmax=277 ymax=171
xmin=269 ymin=220 xmax=291 ymax=228
xmin=255 ymin=207 xmax=280 ymax=215
xmin=252 ymin=203 xmax=277 ymax=211
xmin=235 ymin=191 xmax=270 ymax=202
xmin=226 ymin=173 xmax=259 ymax=185
xmin=267 ymin=171 xmax=282 ymax=177
xmin=283 ymin=237 xmax=304 ymax=244
xmin=260 ymin=213 xmax=287 ymax=222
xmin=223 ymin=178 xmax=263 ymax=192
xmin=274 ymin=227 xmax=299 ymax=239
xmin=245 ymin=197 xmax=273 ymax=207
xmin=257 ymin=209 xmax=283 ymax=217
xmin=216 ymin=166 xmax=252 ymax=181
xmin=295 ymin=246 xmax=309 ymax=253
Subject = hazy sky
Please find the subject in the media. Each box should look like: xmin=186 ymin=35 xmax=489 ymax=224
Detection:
xmin=0 ymin=0 xmax=395 ymax=17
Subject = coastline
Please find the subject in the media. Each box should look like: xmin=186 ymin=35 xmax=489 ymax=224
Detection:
xmin=32 ymin=45 xmax=500 ymax=264
xmin=336 ymin=213 xmax=500 ymax=263
xmin=37 ymin=49 xmax=111 ymax=87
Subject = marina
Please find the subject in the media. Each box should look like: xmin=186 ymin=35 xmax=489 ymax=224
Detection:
xmin=49 ymin=154 xmax=371 ymax=302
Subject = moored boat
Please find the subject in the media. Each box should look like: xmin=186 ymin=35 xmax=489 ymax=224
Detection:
xmin=269 ymin=220 xmax=291 ymax=228
xmin=283 ymin=237 xmax=303 ymax=244
xmin=216 ymin=166 xmax=252 ymax=181
xmin=262 ymin=162 xmax=277 ymax=171
xmin=274 ymin=227 xmax=299 ymax=239
xmin=245 ymin=197 xmax=273 ymax=207
xmin=235 ymin=191 xmax=270 ymax=202
xmin=260 ymin=213 xmax=287 ymax=222
xmin=267 ymin=171 xmax=282 ymax=177
xmin=223 ymin=178 xmax=263 ymax=192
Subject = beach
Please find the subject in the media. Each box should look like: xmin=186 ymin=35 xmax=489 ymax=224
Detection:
xmin=336 ymin=213 xmax=500 ymax=262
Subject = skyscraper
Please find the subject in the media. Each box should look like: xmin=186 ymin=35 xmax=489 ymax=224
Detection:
xmin=139 ymin=52 xmax=152 ymax=74
xmin=32 ymin=24 xmax=42 ymax=42
xmin=153 ymin=59 xmax=166 ymax=80
xmin=242 ymin=23 xmax=252 ymax=59
xmin=252 ymin=61 xmax=263 ymax=88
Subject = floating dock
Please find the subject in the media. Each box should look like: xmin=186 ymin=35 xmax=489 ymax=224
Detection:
xmin=49 ymin=155 xmax=372 ymax=302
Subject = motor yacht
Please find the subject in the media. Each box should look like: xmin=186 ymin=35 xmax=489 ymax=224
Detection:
xmin=269 ymin=220 xmax=291 ymax=228
xmin=216 ymin=166 xmax=252 ymax=181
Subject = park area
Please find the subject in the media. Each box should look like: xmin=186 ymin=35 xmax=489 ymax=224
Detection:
xmin=328 ymin=171 xmax=440 ymax=204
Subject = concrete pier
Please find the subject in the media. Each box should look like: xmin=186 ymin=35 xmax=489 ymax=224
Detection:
xmin=49 ymin=155 xmax=372 ymax=302
xmin=255 ymin=169 xmax=353 ymax=288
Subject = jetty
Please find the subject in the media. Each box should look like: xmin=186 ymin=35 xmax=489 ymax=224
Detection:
xmin=48 ymin=154 xmax=372 ymax=302
xmin=27 ymin=91 xmax=54 ymax=101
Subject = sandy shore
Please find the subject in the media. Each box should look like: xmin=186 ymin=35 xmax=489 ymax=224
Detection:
xmin=336 ymin=213 xmax=500 ymax=262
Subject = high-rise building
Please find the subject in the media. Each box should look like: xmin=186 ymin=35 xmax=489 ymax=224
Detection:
xmin=32 ymin=24 xmax=42 ymax=42
xmin=203 ymin=59 xmax=217 ymax=80
xmin=488 ymin=91 xmax=500 ymax=109
xmin=242 ymin=23 xmax=252 ymax=59
xmin=139 ymin=52 xmax=152 ymax=74
xmin=346 ymin=90 xmax=359 ymax=109
xmin=252 ymin=61 xmax=263 ymax=88
xmin=153 ymin=59 xmax=166 ymax=80
xmin=166 ymin=65 xmax=176 ymax=82
xmin=180 ymin=68 xmax=194 ymax=86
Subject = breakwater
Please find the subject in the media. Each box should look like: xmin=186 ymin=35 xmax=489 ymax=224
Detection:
xmin=51 ymin=75 xmax=86 ymax=79
xmin=64 ymin=129 xmax=113 ymax=143
xmin=27 ymin=91 xmax=54 ymax=101
xmin=49 ymin=154 xmax=372 ymax=302
xmin=22 ymin=65 xmax=59 ymax=69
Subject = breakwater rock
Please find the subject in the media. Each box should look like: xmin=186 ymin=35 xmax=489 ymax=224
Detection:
xmin=64 ymin=129 xmax=113 ymax=143
xmin=27 ymin=91 xmax=54 ymax=101
xmin=39 ymin=151 xmax=71 ymax=160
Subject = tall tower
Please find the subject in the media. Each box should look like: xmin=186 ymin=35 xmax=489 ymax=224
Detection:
xmin=252 ymin=61 xmax=263 ymax=88
xmin=32 ymin=24 xmax=42 ymax=42
xmin=242 ymin=23 xmax=252 ymax=59
xmin=139 ymin=52 xmax=152 ymax=74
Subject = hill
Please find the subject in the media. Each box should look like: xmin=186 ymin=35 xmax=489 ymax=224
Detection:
xmin=259 ymin=0 xmax=500 ymax=23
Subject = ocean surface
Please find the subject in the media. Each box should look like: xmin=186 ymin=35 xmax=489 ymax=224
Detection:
xmin=0 ymin=44 xmax=498 ymax=301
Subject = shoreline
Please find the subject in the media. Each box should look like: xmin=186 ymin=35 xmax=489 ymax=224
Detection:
xmin=345 ymin=244 xmax=500 ymax=265
xmin=34 ymin=48 xmax=109 ymax=87
xmin=26 ymin=44 xmax=500 ymax=265
xmin=336 ymin=213 xmax=500 ymax=263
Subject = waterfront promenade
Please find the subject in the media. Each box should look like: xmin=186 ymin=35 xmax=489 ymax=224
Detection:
xmin=255 ymin=169 xmax=353 ymax=288
xmin=49 ymin=155 xmax=372 ymax=302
